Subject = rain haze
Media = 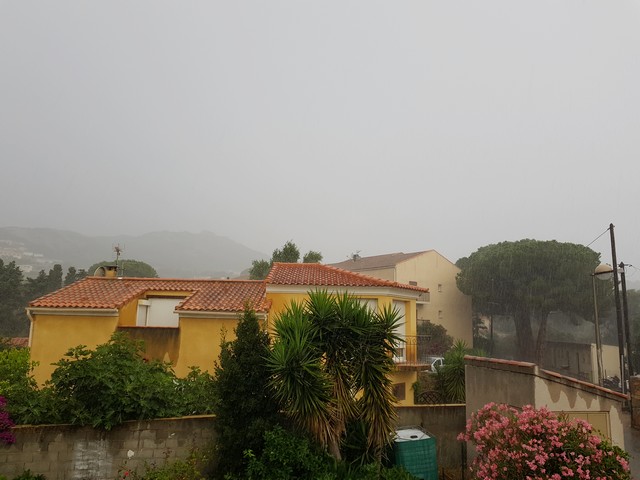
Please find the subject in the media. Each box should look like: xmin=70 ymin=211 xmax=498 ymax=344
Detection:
xmin=2 ymin=1 xmax=640 ymax=269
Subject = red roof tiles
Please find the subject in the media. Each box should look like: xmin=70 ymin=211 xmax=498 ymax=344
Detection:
xmin=265 ymin=263 xmax=428 ymax=293
xmin=29 ymin=277 xmax=269 ymax=313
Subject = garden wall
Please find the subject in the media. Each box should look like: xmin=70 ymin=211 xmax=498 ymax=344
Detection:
xmin=2 ymin=408 xmax=465 ymax=480
xmin=397 ymin=404 xmax=466 ymax=472
xmin=0 ymin=416 xmax=216 ymax=480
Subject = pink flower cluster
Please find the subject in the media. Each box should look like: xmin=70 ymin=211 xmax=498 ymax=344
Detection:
xmin=0 ymin=395 xmax=16 ymax=445
xmin=458 ymin=402 xmax=630 ymax=480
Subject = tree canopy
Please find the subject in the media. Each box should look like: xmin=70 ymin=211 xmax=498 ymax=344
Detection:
xmin=249 ymin=241 xmax=323 ymax=280
xmin=0 ymin=260 xmax=27 ymax=337
xmin=212 ymin=307 xmax=281 ymax=477
xmin=87 ymin=259 xmax=158 ymax=278
xmin=456 ymin=239 xmax=602 ymax=363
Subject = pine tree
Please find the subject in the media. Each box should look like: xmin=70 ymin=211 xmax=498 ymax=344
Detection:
xmin=212 ymin=307 xmax=281 ymax=478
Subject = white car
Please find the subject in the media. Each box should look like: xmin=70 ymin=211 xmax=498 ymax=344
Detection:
xmin=425 ymin=356 xmax=444 ymax=372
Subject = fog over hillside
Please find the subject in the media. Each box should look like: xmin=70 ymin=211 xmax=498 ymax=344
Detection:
xmin=0 ymin=227 xmax=266 ymax=278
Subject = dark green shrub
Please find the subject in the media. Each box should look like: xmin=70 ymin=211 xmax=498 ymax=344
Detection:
xmin=212 ymin=308 xmax=282 ymax=478
xmin=245 ymin=426 xmax=335 ymax=480
xmin=0 ymin=334 xmax=216 ymax=428
xmin=11 ymin=471 xmax=47 ymax=480
xmin=49 ymin=332 xmax=180 ymax=429
xmin=173 ymin=366 xmax=216 ymax=416
xmin=117 ymin=452 xmax=205 ymax=480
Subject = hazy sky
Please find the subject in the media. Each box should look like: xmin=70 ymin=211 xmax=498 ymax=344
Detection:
xmin=2 ymin=1 xmax=640 ymax=270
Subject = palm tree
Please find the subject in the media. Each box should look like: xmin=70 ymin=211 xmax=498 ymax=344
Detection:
xmin=267 ymin=290 xmax=402 ymax=462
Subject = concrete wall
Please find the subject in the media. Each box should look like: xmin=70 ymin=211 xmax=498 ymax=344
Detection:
xmin=464 ymin=356 xmax=627 ymax=449
xmin=1 ymin=408 xmax=466 ymax=479
xmin=0 ymin=416 xmax=215 ymax=480
xmin=396 ymin=405 xmax=466 ymax=471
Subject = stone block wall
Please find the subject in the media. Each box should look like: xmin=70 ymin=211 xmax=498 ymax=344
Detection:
xmin=0 ymin=416 xmax=215 ymax=480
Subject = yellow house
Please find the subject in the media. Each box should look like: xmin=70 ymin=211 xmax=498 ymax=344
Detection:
xmin=265 ymin=262 xmax=429 ymax=406
xmin=27 ymin=263 xmax=429 ymax=406
xmin=331 ymin=250 xmax=472 ymax=345
xmin=27 ymin=276 xmax=269 ymax=383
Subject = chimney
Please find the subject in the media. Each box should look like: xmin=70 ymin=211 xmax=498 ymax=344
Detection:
xmin=104 ymin=265 xmax=118 ymax=278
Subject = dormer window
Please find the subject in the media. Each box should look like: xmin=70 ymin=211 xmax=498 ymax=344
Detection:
xmin=136 ymin=297 xmax=184 ymax=327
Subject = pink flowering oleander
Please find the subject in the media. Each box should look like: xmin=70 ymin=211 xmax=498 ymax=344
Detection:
xmin=0 ymin=395 xmax=16 ymax=445
xmin=458 ymin=403 xmax=630 ymax=480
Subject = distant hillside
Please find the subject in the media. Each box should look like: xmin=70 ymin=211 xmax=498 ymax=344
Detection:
xmin=0 ymin=227 xmax=266 ymax=278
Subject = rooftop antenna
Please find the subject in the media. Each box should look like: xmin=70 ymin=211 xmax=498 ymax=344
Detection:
xmin=113 ymin=244 xmax=124 ymax=276
xmin=349 ymin=251 xmax=361 ymax=261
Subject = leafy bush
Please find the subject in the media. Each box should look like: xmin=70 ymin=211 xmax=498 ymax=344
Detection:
xmin=245 ymin=426 xmax=335 ymax=480
xmin=244 ymin=426 xmax=418 ymax=480
xmin=0 ymin=334 xmax=216 ymax=428
xmin=117 ymin=452 xmax=205 ymax=480
xmin=459 ymin=402 xmax=630 ymax=479
xmin=173 ymin=367 xmax=216 ymax=416
xmin=433 ymin=340 xmax=482 ymax=403
xmin=11 ymin=471 xmax=47 ymax=480
xmin=0 ymin=348 xmax=38 ymax=417
xmin=49 ymin=333 xmax=180 ymax=429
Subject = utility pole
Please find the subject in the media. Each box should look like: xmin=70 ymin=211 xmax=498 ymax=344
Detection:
xmin=609 ymin=224 xmax=627 ymax=393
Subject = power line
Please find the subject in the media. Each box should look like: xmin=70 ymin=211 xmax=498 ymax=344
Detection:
xmin=586 ymin=227 xmax=611 ymax=249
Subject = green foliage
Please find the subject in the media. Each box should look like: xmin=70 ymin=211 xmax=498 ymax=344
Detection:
xmin=117 ymin=452 xmax=206 ymax=480
xmin=456 ymin=239 xmax=601 ymax=362
xmin=302 ymin=250 xmax=323 ymax=264
xmin=245 ymin=426 xmax=418 ymax=480
xmin=47 ymin=264 xmax=62 ymax=292
xmin=245 ymin=426 xmax=335 ymax=480
xmin=48 ymin=333 xmax=178 ymax=429
xmin=212 ymin=308 xmax=281 ymax=478
xmin=272 ymin=241 xmax=300 ymax=263
xmin=416 ymin=319 xmax=453 ymax=355
xmin=434 ymin=340 xmax=474 ymax=403
xmin=173 ymin=367 xmax=216 ymax=416
xmin=87 ymin=260 xmax=159 ymax=278
xmin=626 ymin=289 xmax=640 ymax=373
xmin=0 ymin=336 xmax=215 ymax=427
xmin=0 ymin=346 xmax=56 ymax=424
xmin=249 ymin=241 xmax=323 ymax=279
xmin=249 ymin=259 xmax=271 ymax=280
xmin=269 ymin=291 xmax=401 ymax=462
xmin=11 ymin=471 xmax=47 ymax=480
xmin=64 ymin=266 xmax=87 ymax=286
xmin=0 ymin=260 xmax=27 ymax=336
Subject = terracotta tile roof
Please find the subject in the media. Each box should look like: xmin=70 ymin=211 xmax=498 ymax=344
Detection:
xmin=28 ymin=277 xmax=269 ymax=313
xmin=330 ymin=251 xmax=430 ymax=270
xmin=1 ymin=337 xmax=28 ymax=348
xmin=265 ymin=263 xmax=428 ymax=293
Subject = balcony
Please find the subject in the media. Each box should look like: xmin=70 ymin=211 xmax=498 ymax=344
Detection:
xmin=393 ymin=335 xmax=440 ymax=369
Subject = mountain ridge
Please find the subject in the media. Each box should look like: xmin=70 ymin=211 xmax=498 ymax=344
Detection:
xmin=0 ymin=227 xmax=266 ymax=278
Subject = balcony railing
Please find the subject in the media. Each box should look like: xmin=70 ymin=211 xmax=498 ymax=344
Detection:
xmin=393 ymin=335 xmax=442 ymax=368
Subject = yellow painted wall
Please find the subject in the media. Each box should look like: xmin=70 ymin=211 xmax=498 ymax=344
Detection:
xmin=174 ymin=316 xmax=241 ymax=377
xmin=392 ymin=369 xmax=419 ymax=407
xmin=535 ymin=376 xmax=624 ymax=447
xmin=395 ymin=252 xmax=472 ymax=344
xmin=30 ymin=314 xmax=119 ymax=384
xmin=119 ymin=298 xmax=140 ymax=326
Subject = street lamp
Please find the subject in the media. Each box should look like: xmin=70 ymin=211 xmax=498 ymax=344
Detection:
xmin=593 ymin=223 xmax=631 ymax=394
xmin=591 ymin=263 xmax=609 ymax=386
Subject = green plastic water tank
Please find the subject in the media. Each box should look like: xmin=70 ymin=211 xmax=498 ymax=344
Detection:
xmin=393 ymin=427 xmax=438 ymax=480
